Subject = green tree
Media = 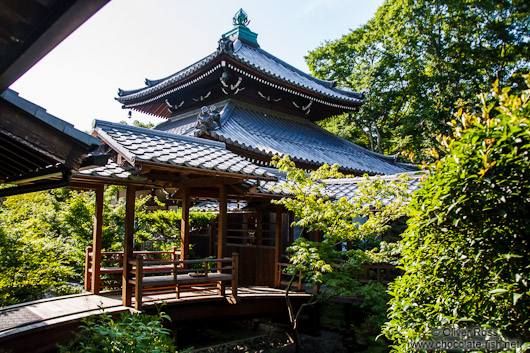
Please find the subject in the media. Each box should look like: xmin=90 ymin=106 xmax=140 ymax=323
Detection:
xmin=271 ymin=155 xmax=410 ymax=352
xmin=306 ymin=0 xmax=530 ymax=160
xmin=382 ymin=80 xmax=530 ymax=351
xmin=0 ymin=187 xmax=215 ymax=307
xmin=0 ymin=225 xmax=75 ymax=306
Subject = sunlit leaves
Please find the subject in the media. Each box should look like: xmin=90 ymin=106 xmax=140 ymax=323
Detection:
xmin=383 ymin=78 xmax=530 ymax=351
xmin=306 ymin=0 xmax=530 ymax=161
xmin=270 ymin=155 xmax=410 ymax=292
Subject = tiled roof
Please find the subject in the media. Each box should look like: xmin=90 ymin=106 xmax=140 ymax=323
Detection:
xmin=247 ymin=171 xmax=424 ymax=202
xmin=185 ymin=101 xmax=415 ymax=175
xmin=2 ymin=89 xmax=100 ymax=148
xmin=115 ymin=38 xmax=362 ymax=106
xmin=229 ymin=40 xmax=362 ymax=104
xmin=116 ymin=52 xmax=220 ymax=101
xmin=77 ymin=161 xmax=134 ymax=180
xmin=323 ymin=172 xmax=425 ymax=204
xmin=191 ymin=201 xmax=249 ymax=213
xmin=92 ymin=120 xmax=275 ymax=179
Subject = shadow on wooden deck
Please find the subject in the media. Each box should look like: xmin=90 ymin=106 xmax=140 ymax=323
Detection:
xmin=0 ymin=287 xmax=310 ymax=353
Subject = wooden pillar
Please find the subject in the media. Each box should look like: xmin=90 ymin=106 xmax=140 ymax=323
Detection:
xmin=180 ymin=188 xmax=190 ymax=265
xmin=208 ymin=220 xmax=215 ymax=257
xmin=274 ymin=206 xmax=282 ymax=286
xmin=256 ymin=210 xmax=263 ymax=285
xmin=84 ymin=246 xmax=92 ymax=291
xmin=122 ymin=185 xmax=136 ymax=307
xmin=314 ymin=230 xmax=323 ymax=242
xmin=217 ymin=184 xmax=227 ymax=261
xmin=288 ymin=211 xmax=294 ymax=244
xmin=256 ymin=211 xmax=263 ymax=246
xmin=90 ymin=185 xmax=104 ymax=294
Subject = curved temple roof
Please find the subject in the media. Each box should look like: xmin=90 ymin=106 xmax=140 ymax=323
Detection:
xmin=92 ymin=120 xmax=275 ymax=179
xmin=158 ymin=101 xmax=416 ymax=175
xmin=115 ymin=24 xmax=363 ymax=108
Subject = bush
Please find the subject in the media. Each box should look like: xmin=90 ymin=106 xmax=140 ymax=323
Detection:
xmin=58 ymin=311 xmax=176 ymax=353
xmin=383 ymin=79 xmax=530 ymax=351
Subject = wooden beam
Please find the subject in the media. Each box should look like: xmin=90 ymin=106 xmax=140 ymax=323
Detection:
xmin=288 ymin=211 xmax=294 ymax=244
xmin=180 ymin=188 xmax=190 ymax=265
xmin=122 ymin=185 xmax=136 ymax=307
xmin=90 ymin=185 xmax=104 ymax=294
xmin=145 ymin=173 xmax=243 ymax=189
xmin=0 ymin=101 xmax=89 ymax=170
xmin=137 ymin=160 xmax=277 ymax=181
xmin=217 ymin=185 xmax=227 ymax=261
xmin=274 ymin=206 xmax=282 ymax=287
xmin=144 ymin=172 xmax=188 ymax=184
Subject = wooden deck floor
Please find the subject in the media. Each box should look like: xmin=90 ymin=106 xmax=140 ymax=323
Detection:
xmin=0 ymin=287 xmax=309 ymax=353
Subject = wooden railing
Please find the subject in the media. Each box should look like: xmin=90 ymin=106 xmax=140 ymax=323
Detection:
xmin=84 ymin=246 xmax=180 ymax=292
xmin=353 ymin=263 xmax=402 ymax=284
xmin=130 ymin=253 xmax=239 ymax=310
xmin=275 ymin=261 xmax=402 ymax=289
xmin=276 ymin=262 xmax=304 ymax=290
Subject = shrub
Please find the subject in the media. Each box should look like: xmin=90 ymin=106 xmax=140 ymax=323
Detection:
xmin=58 ymin=311 xmax=176 ymax=353
xmin=383 ymin=79 xmax=530 ymax=351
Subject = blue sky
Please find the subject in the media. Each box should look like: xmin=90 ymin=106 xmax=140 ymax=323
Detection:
xmin=11 ymin=0 xmax=384 ymax=132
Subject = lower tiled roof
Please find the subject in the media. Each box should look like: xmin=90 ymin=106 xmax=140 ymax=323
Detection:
xmin=93 ymin=120 xmax=275 ymax=179
xmin=77 ymin=161 xmax=134 ymax=180
xmin=322 ymin=172 xmax=424 ymax=204
xmin=196 ymin=102 xmax=416 ymax=175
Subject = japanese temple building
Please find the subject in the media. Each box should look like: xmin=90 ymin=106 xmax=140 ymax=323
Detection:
xmin=0 ymin=9 xmax=420 ymax=350
xmin=115 ymin=9 xmax=413 ymax=176
xmin=75 ymin=9 xmax=416 ymax=292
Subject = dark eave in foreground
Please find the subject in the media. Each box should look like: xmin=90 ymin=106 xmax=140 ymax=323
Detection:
xmin=0 ymin=89 xmax=101 ymax=184
xmin=0 ymin=0 xmax=110 ymax=92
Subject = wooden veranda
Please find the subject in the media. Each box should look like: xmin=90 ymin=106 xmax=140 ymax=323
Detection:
xmin=66 ymin=120 xmax=290 ymax=309
xmin=0 ymin=287 xmax=311 ymax=353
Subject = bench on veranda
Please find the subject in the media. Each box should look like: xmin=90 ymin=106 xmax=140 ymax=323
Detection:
xmin=130 ymin=253 xmax=239 ymax=310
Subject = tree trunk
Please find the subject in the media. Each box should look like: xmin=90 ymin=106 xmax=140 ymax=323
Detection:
xmin=285 ymin=273 xmax=319 ymax=353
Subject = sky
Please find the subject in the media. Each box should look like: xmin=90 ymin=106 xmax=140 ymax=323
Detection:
xmin=11 ymin=0 xmax=384 ymax=133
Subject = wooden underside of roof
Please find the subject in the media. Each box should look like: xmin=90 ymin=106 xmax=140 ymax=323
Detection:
xmin=121 ymin=55 xmax=361 ymax=122
xmin=0 ymin=98 xmax=95 ymax=183
xmin=70 ymin=157 xmax=278 ymax=202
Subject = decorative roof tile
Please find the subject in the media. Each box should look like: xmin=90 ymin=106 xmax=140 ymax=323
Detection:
xmin=92 ymin=120 xmax=275 ymax=179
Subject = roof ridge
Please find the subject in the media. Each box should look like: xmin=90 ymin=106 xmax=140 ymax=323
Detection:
xmin=2 ymin=89 xmax=100 ymax=148
xmin=92 ymin=120 xmax=226 ymax=148
xmin=231 ymin=42 xmax=363 ymax=100
xmin=116 ymin=51 xmax=220 ymax=100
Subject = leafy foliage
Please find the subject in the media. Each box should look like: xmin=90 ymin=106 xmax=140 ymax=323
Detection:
xmin=383 ymin=79 xmax=530 ymax=351
xmin=58 ymin=311 xmax=176 ymax=353
xmin=270 ymin=155 xmax=410 ymax=351
xmin=307 ymin=0 xmax=530 ymax=160
xmin=0 ymin=187 xmax=215 ymax=307
xmin=0 ymin=225 xmax=75 ymax=307
xmin=272 ymin=155 xmax=410 ymax=288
